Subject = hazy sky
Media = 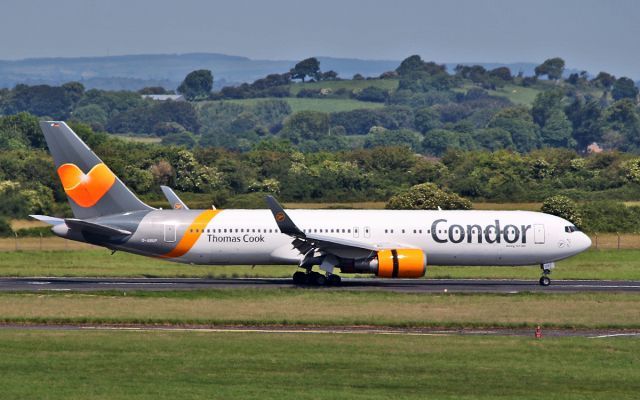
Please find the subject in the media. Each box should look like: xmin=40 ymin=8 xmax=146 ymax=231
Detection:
xmin=3 ymin=0 xmax=639 ymax=78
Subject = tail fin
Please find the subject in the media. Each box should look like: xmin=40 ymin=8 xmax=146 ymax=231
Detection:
xmin=40 ymin=121 xmax=153 ymax=219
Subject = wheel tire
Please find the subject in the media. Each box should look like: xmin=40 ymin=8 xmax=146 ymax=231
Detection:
xmin=328 ymin=274 xmax=342 ymax=286
xmin=539 ymin=276 xmax=551 ymax=287
xmin=292 ymin=271 xmax=307 ymax=285
xmin=314 ymin=273 xmax=327 ymax=286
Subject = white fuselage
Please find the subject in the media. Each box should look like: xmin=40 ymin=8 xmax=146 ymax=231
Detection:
xmin=123 ymin=209 xmax=592 ymax=267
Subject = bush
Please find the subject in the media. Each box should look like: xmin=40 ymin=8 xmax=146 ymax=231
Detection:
xmin=386 ymin=183 xmax=472 ymax=210
xmin=15 ymin=226 xmax=53 ymax=237
xmin=579 ymin=201 xmax=640 ymax=233
xmin=541 ymin=195 xmax=583 ymax=227
xmin=0 ymin=217 xmax=12 ymax=237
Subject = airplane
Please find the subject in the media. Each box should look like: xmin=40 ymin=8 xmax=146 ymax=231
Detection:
xmin=31 ymin=121 xmax=592 ymax=287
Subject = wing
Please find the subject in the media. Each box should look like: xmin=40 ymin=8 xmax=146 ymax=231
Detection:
xmin=265 ymin=196 xmax=405 ymax=260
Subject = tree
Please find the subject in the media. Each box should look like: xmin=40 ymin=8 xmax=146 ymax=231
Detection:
xmin=177 ymin=69 xmax=213 ymax=100
xmin=280 ymin=111 xmax=329 ymax=143
xmin=602 ymin=99 xmax=640 ymax=148
xmin=541 ymin=109 xmax=573 ymax=148
xmin=320 ymin=70 xmax=338 ymax=81
xmin=531 ymin=89 xmax=563 ymax=127
xmin=473 ymin=128 xmax=515 ymax=151
xmin=61 ymin=81 xmax=85 ymax=105
xmin=488 ymin=107 xmax=540 ymax=152
xmin=290 ymin=58 xmax=320 ymax=82
xmin=354 ymin=86 xmax=388 ymax=103
xmin=564 ymin=99 xmax=603 ymax=149
xmin=541 ymin=195 xmax=582 ymax=227
xmin=0 ymin=112 xmax=44 ymax=149
xmin=534 ymin=57 xmax=565 ymax=80
xmin=612 ymin=77 xmax=639 ymax=101
xmin=9 ymin=84 xmax=72 ymax=119
xmin=396 ymin=55 xmax=425 ymax=76
xmin=414 ymin=107 xmax=440 ymax=134
xmin=72 ymin=104 xmax=108 ymax=130
xmin=162 ymin=131 xmax=197 ymax=148
xmin=364 ymin=128 xmax=421 ymax=152
xmin=592 ymin=72 xmax=616 ymax=90
xmin=488 ymin=66 xmax=513 ymax=82
xmin=138 ymin=86 xmax=169 ymax=95
xmin=386 ymin=183 xmax=472 ymax=210
xmin=422 ymin=129 xmax=474 ymax=156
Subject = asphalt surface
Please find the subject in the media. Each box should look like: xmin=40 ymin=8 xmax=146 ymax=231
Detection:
xmin=1 ymin=277 xmax=640 ymax=293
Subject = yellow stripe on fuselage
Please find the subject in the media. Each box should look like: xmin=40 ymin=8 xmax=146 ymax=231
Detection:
xmin=161 ymin=210 xmax=221 ymax=259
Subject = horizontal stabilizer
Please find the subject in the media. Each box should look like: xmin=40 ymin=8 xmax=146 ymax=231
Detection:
xmin=30 ymin=215 xmax=65 ymax=226
xmin=64 ymin=218 xmax=132 ymax=237
xmin=160 ymin=185 xmax=192 ymax=210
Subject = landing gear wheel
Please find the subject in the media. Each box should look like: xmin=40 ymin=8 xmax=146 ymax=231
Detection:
xmin=292 ymin=271 xmax=307 ymax=285
xmin=539 ymin=276 xmax=551 ymax=287
xmin=327 ymin=274 xmax=342 ymax=286
xmin=312 ymin=272 xmax=327 ymax=286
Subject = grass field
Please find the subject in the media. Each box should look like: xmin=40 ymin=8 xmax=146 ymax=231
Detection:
xmin=1 ymin=290 xmax=639 ymax=329
xmin=111 ymin=134 xmax=162 ymax=144
xmin=488 ymin=84 xmax=542 ymax=105
xmin=288 ymin=78 xmax=400 ymax=95
xmin=0 ymin=330 xmax=638 ymax=399
xmin=0 ymin=248 xmax=638 ymax=280
xmin=204 ymin=97 xmax=385 ymax=113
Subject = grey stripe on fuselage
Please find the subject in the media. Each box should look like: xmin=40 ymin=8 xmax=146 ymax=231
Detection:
xmin=117 ymin=210 xmax=206 ymax=256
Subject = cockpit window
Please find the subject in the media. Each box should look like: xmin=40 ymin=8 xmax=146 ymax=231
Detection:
xmin=564 ymin=225 xmax=580 ymax=233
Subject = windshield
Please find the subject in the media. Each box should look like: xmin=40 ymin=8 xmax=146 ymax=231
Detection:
xmin=564 ymin=225 xmax=580 ymax=233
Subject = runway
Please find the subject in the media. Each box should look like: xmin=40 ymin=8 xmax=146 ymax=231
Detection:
xmin=1 ymin=277 xmax=640 ymax=293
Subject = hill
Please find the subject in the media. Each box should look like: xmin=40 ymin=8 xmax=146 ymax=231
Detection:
xmin=0 ymin=52 xmax=547 ymax=91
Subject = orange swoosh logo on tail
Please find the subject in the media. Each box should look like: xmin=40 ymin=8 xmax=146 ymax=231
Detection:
xmin=57 ymin=163 xmax=116 ymax=208
xmin=161 ymin=210 xmax=221 ymax=259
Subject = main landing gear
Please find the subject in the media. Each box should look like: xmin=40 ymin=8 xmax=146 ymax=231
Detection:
xmin=539 ymin=262 xmax=554 ymax=287
xmin=292 ymin=270 xmax=341 ymax=286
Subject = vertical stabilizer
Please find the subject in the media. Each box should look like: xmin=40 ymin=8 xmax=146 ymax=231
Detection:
xmin=40 ymin=121 xmax=153 ymax=219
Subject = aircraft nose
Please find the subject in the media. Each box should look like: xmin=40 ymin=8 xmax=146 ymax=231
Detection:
xmin=578 ymin=232 xmax=592 ymax=252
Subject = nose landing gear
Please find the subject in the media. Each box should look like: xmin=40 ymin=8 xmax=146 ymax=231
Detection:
xmin=539 ymin=262 xmax=554 ymax=286
xmin=539 ymin=275 xmax=551 ymax=286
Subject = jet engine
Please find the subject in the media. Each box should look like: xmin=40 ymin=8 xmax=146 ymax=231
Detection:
xmin=339 ymin=248 xmax=426 ymax=278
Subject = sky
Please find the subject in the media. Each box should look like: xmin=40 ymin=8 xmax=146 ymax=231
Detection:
xmin=3 ymin=0 xmax=639 ymax=78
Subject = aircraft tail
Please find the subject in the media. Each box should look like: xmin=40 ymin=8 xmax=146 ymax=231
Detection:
xmin=40 ymin=121 xmax=153 ymax=220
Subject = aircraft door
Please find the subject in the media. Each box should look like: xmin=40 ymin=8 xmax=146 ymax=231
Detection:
xmin=164 ymin=223 xmax=176 ymax=243
xmin=534 ymin=224 xmax=545 ymax=244
xmin=364 ymin=226 xmax=371 ymax=238
xmin=353 ymin=227 xmax=359 ymax=238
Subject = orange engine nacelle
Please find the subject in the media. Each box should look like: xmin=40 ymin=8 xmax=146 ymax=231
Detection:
xmin=375 ymin=249 xmax=426 ymax=278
